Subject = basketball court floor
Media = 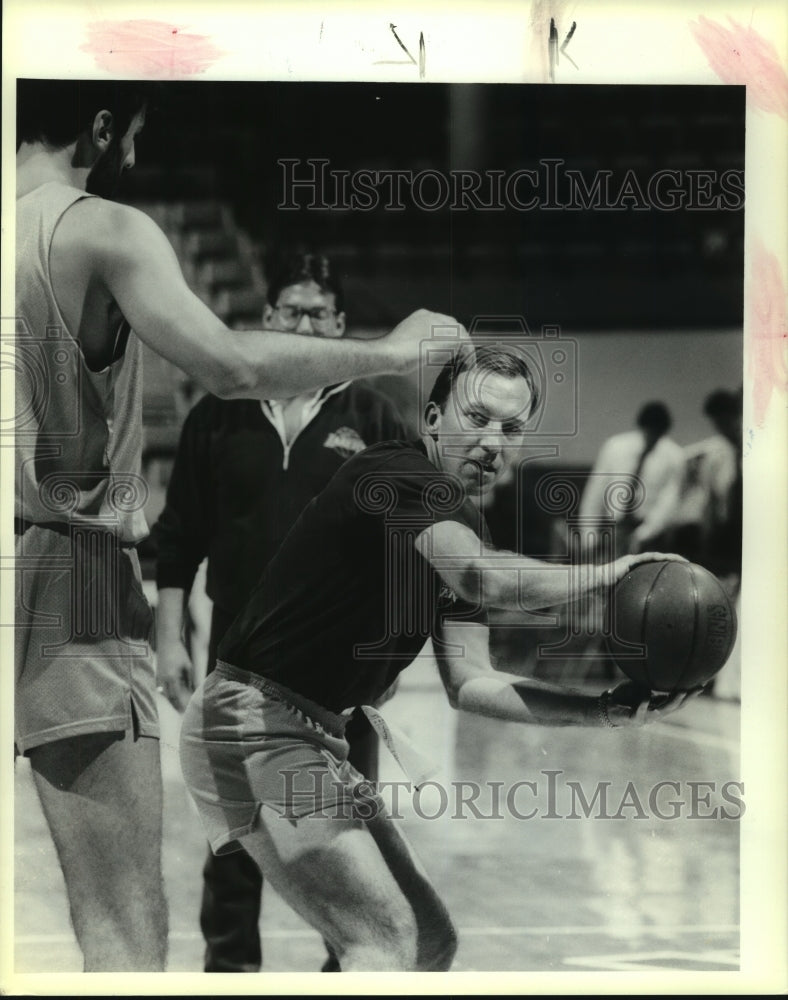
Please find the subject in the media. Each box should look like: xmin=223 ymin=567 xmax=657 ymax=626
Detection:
xmin=13 ymin=648 xmax=741 ymax=979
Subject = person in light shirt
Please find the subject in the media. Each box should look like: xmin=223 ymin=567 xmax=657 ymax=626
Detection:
xmin=579 ymin=401 xmax=685 ymax=559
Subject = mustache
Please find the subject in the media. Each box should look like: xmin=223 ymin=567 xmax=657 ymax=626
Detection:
xmin=463 ymin=455 xmax=501 ymax=471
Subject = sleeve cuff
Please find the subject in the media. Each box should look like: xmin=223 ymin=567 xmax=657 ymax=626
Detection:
xmin=155 ymin=564 xmax=199 ymax=592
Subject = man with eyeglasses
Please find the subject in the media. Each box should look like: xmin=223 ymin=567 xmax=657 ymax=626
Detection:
xmin=14 ymin=78 xmax=464 ymax=973
xmin=153 ymin=251 xmax=409 ymax=972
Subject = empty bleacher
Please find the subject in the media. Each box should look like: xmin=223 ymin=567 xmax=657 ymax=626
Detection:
xmin=118 ymin=82 xmax=744 ymax=558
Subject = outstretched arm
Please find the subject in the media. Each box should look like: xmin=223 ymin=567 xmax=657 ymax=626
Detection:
xmin=434 ymin=619 xmax=693 ymax=727
xmin=415 ymin=519 xmax=685 ymax=612
xmin=90 ymin=202 xmax=464 ymax=399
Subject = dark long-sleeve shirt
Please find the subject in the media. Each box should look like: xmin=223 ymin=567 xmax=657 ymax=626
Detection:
xmin=153 ymin=382 xmax=409 ymax=615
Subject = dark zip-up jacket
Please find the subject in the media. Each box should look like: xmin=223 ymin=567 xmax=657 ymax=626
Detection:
xmin=153 ymin=382 xmax=409 ymax=615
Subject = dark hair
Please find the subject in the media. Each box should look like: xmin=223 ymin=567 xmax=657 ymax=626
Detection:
xmin=704 ymin=389 xmax=740 ymax=420
xmin=428 ymin=343 xmax=540 ymax=416
xmin=636 ymin=401 xmax=672 ymax=435
xmin=17 ymin=79 xmax=158 ymax=150
xmin=265 ymin=252 xmax=345 ymax=313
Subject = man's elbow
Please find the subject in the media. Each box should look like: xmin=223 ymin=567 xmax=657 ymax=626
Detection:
xmin=207 ymin=354 xmax=259 ymax=400
xmin=457 ymin=564 xmax=484 ymax=607
xmin=456 ymin=564 xmax=505 ymax=609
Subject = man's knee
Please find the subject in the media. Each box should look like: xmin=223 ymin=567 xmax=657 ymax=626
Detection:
xmin=336 ymin=897 xmax=419 ymax=970
xmin=338 ymin=905 xmax=457 ymax=971
xmin=72 ymin=847 xmax=167 ymax=926
xmin=386 ymin=901 xmax=421 ymax=968
xmin=69 ymin=868 xmax=168 ymax=971
xmin=27 ymin=730 xmax=167 ymax=970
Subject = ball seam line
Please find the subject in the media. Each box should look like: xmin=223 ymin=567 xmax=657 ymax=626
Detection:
xmin=641 ymin=559 xmax=672 ymax=692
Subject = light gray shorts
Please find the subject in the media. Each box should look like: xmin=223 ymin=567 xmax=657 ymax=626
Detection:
xmin=179 ymin=661 xmax=384 ymax=855
xmin=15 ymin=524 xmax=158 ymax=754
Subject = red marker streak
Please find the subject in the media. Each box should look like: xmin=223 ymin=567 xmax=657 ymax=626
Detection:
xmin=81 ymin=20 xmax=223 ymax=77
xmin=689 ymin=15 xmax=788 ymax=119
xmin=748 ymin=239 xmax=788 ymax=427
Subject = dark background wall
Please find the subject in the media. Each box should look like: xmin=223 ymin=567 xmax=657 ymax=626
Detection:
xmin=113 ymin=81 xmax=744 ymax=542
xmin=123 ymin=81 xmax=745 ymax=332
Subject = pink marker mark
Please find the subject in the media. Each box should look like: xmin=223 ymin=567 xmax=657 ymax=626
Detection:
xmin=689 ymin=16 xmax=788 ymax=119
xmin=748 ymin=239 xmax=788 ymax=427
xmin=81 ymin=20 xmax=223 ymax=77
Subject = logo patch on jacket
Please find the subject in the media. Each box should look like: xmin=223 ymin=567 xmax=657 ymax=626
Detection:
xmin=324 ymin=427 xmax=367 ymax=458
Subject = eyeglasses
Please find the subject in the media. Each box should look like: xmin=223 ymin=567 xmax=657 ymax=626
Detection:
xmin=273 ymin=304 xmax=337 ymax=328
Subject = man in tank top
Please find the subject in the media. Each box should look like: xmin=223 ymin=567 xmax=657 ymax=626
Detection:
xmin=14 ymin=78 xmax=463 ymax=971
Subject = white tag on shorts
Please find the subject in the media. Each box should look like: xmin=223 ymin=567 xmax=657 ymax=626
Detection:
xmin=360 ymin=705 xmax=439 ymax=789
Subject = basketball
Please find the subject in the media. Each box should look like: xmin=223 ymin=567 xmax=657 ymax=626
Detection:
xmin=605 ymin=560 xmax=737 ymax=693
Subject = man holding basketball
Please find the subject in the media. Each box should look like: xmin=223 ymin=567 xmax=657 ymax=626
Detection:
xmin=180 ymin=343 xmax=693 ymax=972
xmin=153 ymin=250 xmax=409 ymax=972
xmin=14 ymin=79 xmax=463 ymax=971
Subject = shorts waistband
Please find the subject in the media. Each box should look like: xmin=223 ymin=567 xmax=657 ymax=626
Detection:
xmin=14 ymin=517 xmax=138 ymax=548
xmin=214 ymin=661 xmax=349 ymax=739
